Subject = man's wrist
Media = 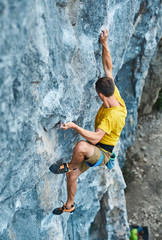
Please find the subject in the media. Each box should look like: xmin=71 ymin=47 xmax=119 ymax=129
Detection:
xmin=102 ymin=41 xmax=108 ymax=48
xmin=72 ymin=123 xmax=77 ymax=130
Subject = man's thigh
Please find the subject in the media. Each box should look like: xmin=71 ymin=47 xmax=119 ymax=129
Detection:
xmin=77 ymin=145 xmax=110 ymax=173
xmin=75 ymin=140 xmax=95 ymax=158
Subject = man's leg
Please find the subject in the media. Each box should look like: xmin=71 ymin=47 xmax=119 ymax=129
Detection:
xmin=66 ymin=168 xmax=82 ymax=208
xmin=50 ymin=141 xmax=94 ymax=174
xmin=66 ymin=141 xmax=95 ymax=208
xmin=68 ymin=140 xmax=95 ymax=170
xmin=52 ymin=141 xmax=95 ymax=214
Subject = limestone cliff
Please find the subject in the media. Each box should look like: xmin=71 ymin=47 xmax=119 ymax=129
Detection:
xmin=0 ymin=0 xmax=161 ymax=239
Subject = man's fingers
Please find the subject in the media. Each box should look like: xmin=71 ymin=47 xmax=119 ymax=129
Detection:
xmin=103 ymin=29 xmax=108 ymax=37
xmin=105 ymin=29 xmax=109 ymax=35
xmin=100 ymin=29 xmax=109 ymax=38
xmin=60 ymin=123 xmax=66 ymax=129
xmin=60 ymin=121 xmax=74 ymax=130
xmin=100 ymin=32 xmax=104 ymax=37
xmin=60 ymin=122 xmax=71 ymax=130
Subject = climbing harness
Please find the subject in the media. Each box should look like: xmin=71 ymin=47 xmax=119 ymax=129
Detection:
xmin=99 ymin=147 xmax=116 ymax=169
xmin=85 ymin=147 xmax=116 ymax=170
xmin=106 ymin=152 xmax=116 ymax=169
xmin=85 ymin=151 xmax=104 ymax=167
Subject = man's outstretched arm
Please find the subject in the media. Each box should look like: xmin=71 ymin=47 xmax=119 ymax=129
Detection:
xmin=100 ymin=29 xmax=114 ymax=81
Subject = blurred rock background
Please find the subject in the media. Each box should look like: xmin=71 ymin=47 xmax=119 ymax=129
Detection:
xmin=0 ymin=0 xmax=161 ymax=239
xmin=123 ymin=38 xmax=162 ymax=240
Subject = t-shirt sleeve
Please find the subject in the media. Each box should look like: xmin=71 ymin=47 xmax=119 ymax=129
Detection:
xmin=97 ymin=116 xmax=113 ymax=135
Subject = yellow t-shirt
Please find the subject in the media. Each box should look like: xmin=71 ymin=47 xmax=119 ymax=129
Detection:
xmin=95 ymin=85 xmax=127 ymax=146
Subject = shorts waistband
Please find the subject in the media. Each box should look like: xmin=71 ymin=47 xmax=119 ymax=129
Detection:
xmin=96 ymin=143 xmax=114 ymax=153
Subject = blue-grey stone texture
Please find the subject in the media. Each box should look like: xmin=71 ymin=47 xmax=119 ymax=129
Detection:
xmin=0 ymin=0 xmax=161 ymax=239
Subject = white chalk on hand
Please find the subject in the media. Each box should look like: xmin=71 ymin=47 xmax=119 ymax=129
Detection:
xmin=60 ymin=122 xmax=64 ymax=128
xmin=100 ymin=26 xmax=106 ymax=35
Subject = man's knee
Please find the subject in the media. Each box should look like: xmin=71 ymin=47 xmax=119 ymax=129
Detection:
xmin=75 ymin=140 xmax=88 ymax=154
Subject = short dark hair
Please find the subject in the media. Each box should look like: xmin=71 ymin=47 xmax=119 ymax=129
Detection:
xmin=95 ymin=77 xmax=115 ymax=97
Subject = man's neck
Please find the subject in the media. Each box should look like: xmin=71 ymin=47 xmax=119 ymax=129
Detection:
xmin=103 ymin=95 xmax=121 ymax=108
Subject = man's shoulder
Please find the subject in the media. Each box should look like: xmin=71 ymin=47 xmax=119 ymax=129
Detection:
xmin=114 ymin=85 xmax=121 ymax=98
xmin=114 ymin=85 xmax=127 ymax=112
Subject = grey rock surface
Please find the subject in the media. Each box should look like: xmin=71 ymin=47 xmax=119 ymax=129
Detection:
xmin=0 ymin=0 xmax=161 ymax=239
xmin=139 ymin=38 xmax=162 ymax=115
xmin=116 ymin=0 xmax=162 ymax=166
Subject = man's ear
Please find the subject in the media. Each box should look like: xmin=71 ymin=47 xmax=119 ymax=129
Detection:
xmin=99 ymin=93 xmax=104 ymax=101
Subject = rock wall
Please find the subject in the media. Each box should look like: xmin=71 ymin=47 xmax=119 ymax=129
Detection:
xmin=139 ymin=38 xmax=162 ymax=115
xmin=123 ymin=19 xmax=162 ymax=240
xmin=0 ymin=0 xmax=161 ymax=239
xmin=116 ymin=0 xmax=162 ymax=166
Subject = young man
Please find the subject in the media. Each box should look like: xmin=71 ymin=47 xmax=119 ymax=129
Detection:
xmin=50 ymin=29 xmax=127 ymax=215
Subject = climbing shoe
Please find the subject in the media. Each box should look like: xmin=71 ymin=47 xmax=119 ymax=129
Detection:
xmin=49 ymin=163 xmax=77 ymax=174
xmin=49 ymin=163 xmax=71 ymax=174
xmin=52 ymin=203 xmax=75 ymax=215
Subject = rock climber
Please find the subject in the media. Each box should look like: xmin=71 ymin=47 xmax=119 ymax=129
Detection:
xmin=49 ymin=29 xmax=127 ymax=215
xmin=130 ymin=226 xmax=144 ymax=240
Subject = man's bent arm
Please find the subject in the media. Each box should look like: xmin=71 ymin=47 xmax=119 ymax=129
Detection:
xmin=73 ymin=125 xmax=105 ymax=145
xmin=60 ymin=122 xmax=105 ymax=145
xmin=100 ymin=29 xmax=114 ymax=81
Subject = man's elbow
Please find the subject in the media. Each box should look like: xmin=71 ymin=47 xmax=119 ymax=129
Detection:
xmin=92 ymin=136 xmax=103 ymax=145
xmin=91 ymin=139 xmax=99 ymax=145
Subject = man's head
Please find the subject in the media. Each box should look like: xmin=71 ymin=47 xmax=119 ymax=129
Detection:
xmin=95 ymin=77 xmax=115 ymax=100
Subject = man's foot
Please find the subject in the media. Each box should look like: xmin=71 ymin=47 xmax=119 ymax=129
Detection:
xmin=49 ymin=163 xmax=77 ymax=174
xmin=52 ymin=203 xmax=75 ymax=215
xmin=49 ymin=163 xmax=71 ymax=174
